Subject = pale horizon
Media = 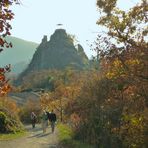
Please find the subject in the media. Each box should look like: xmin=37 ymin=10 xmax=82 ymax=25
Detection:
xmin=10 ymin=0 xmax=140 ymax=58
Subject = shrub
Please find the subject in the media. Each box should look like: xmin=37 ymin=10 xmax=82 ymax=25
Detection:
xmin=0 ymin=111 xmax=7 ymax=132
xmin=19 ymin=99 xmax=41 ymax=123
xmin=0 ymin=97 xmax=23 ymax=133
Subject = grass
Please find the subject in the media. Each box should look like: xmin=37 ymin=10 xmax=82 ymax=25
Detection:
xmin=57 ymin=124 xmax=93 ymax=148
xmin=0 ymin=131 xmax=27 ymax=141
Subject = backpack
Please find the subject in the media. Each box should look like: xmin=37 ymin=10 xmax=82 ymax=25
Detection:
xmin=46 ymin=112 xmax=51 ymax=121
xmin=31 ymin=113 xmax=37 ymax=120
xmin=42 ymin=113 xmax=48 ymax=121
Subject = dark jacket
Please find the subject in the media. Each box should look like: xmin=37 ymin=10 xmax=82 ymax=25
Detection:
xmin=47 ymin=112 xmax=56 ymax=122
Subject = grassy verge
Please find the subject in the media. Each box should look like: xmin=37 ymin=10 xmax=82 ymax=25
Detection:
xmin=57 ymin=124 xmax=93 ymax=148
xmin=0 ymin=131 xmax=27 ymax=141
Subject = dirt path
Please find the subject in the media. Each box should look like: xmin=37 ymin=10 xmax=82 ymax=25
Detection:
xmin=0 ymin=124 xmax=59 ymax=148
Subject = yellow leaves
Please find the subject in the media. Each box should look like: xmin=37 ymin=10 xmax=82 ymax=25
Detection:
xmin=106 ymin=58 xmax=141 ymax=80
xmin=125 ymin=59 xmax=140 ymax=66
xmin=122 ymin=114 xmax=143 ymax=126
xmin=113 ymin=59 xmax=122 ymax=67
xmin=106 ymin=72 xmax=116 ymax=79
xmin=47 ymin=99 xmax=62 ymax=110
xmin=106 ymin=59 xmax=125 ymax=79
xmin=131 ymin=116 xmax=143 ymax=126
xmin=4 ymin=2 xmax=10 ymax=8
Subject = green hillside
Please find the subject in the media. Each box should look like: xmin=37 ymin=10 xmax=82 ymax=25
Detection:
xmin=0 ymin=36 xmax=38 ymax=73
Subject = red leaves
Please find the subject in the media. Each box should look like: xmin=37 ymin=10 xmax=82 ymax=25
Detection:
xmin=0 ymin=38 xmax=5 ymax=45
xmin=0 ymin=0 xmax=19 ymax=50
xmin=0 ymin=84 xmax=11 ymax=96
xmin=0 ymin=1 xmax=18 ymax=96
xmin=0 ymin=74 xmax=5 ymax=82
xmin=0 ymin=37 xmax=13 ymax=49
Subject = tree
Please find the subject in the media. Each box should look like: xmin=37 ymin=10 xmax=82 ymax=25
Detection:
xmin=96 ymin=0 xmax=148 ymax=103
xmin=65 ymin=1 xmax=148 ymax=147
xmin=0 ymin=96 xmax=23 ymax=133
xmin=39 ymin=70 xmax=85 ymax=122
xmin=0 ymin=0 xmax=20 ymax=96
xmin=96 ymin=0 xmax=148 ymax=48
xmin=0 ymin=0 xmax=20 ymax=50
xmin=82 ymin=0 xmax=148 ymax=147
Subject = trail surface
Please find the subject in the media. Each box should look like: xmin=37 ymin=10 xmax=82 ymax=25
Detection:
xmin=0 ymin=124 xmax=59 ymax=148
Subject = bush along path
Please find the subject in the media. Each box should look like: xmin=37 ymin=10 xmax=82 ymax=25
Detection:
xmin=0 ymin=124 xmax=59 ymax=148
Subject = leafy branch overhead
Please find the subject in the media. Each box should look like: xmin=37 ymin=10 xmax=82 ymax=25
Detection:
xmin=0 ymin=0 xmax=20 ymax=96
xmin=0 ymin=0 xmax=20 ymax=51
xmin=96 ymin=0 xmax=148 ymax=48
xmin=96 ymin=0 xmax=148 ymax=81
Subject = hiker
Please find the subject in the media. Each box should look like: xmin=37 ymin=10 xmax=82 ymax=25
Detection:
xmin=46 ymin=111 xmax=51 ymax=126
xmin=41 ymin=110 xmax=48 ymax=133
xmin=49 ymin=110 xmax=57 ymax=133
xmin=31 ymin=112 xmax=37 ymax=128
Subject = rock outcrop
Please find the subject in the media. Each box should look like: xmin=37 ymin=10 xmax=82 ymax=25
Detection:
xmin=16 ymin=29 xmax=88 ymax=85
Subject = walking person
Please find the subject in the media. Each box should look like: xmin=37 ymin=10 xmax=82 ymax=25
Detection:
xmin=41 ymin=110 xmax=48 ymax=133
xmin=30 ymin=112 xmax=37 ymax=128
xmin=49 ymin=110 xmax=57 ymax=133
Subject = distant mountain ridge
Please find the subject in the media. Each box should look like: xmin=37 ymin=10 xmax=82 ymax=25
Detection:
xmin=16 ymin=29 xmax=88 ymax=84
xmin=0 ymin=36 xmax=38 ymax=74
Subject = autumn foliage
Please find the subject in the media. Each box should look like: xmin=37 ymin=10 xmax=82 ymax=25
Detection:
xmin=0 ymin=0 xmax=147 ymax=146
xmin=0 ymin=0 xmax=20 ymax=96
xmin=0 ymin=97 xmax=23 ymax=133
xmin=0 ymin=65 xmax=11 ymax=96
xmin=64 ymin=0 xmax=148 ymax=147
xmin=0 ymin=0 xmax=19 ymax=50
xmin=0 ymin=0 xmax=22 ymax=133
xmin=40 ymin=69 xmax=84 ymax=122
xmin=39 ymin=0 xmax=148 ymax=147
xmin=19 ymin=99 xmax=41 ymax=123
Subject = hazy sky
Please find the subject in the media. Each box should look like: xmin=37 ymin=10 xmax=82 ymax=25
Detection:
xmin=10 ymin=0 xmax=140 ymax=58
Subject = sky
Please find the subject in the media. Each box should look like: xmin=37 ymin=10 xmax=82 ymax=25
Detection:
xmin=10 ymin=0 xmax=140 ymax=58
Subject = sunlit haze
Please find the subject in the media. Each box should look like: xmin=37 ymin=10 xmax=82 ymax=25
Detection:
xmin=10 ymin=0 xmax=140 ymax=58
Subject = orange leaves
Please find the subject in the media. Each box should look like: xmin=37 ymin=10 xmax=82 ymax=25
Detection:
xmin=0 ymin=65 xmax=11 ymax=97
xmin=70 ymin=113 xmax=81 ymax=128
xmin=0 ymin=80 xmax=11 ymax=96
xmin=0 ymin=96 xmax=18 ymax=114
xmin=0 ymin=84 xmax=11 ymax=96
xmin=0 ymin=38 xmax=5 ymax=45
xmin=39 ymin=71 xmax=85 ymax=122
xmin=0 ymin=74 xmax=5 ymax=82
